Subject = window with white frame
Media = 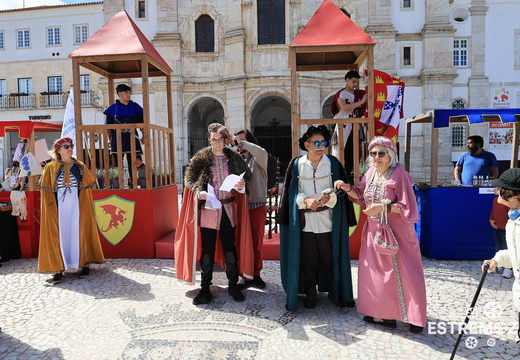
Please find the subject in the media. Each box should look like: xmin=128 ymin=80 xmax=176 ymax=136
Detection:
xmin=0 ymin=31 xmax=4 ymax=50
xmin=18 ymin=78 xmax=32 ymax=93
xmin=0 ymin=79 xmax=6 ymax=95
xmin=451 ymin=124 xmax=467 ymax=149
xmin=17 ymin=29 xmax=30 ymax=48
xmin=74 ymin=24 xmax=88 ymax=44
xmin=48 ymin=76 xmax=63 ymax=92
xmin=402 ymin=0 xmax=412 ymax=8
xmin=47 ymin=27 xmax=60 ymax=46
xmin=80 ymin=74 xmax=90 ymax=91
xmin=400 ymin=44 xmax=414 ymax=68
xmin=454 ymin=38 xmax=468 ymax=67
xmin=137 ymin=0 xmax=146 ymax=19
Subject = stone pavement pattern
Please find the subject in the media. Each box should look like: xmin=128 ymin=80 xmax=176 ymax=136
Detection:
xmin=1 ymin=258 xmax=519 ymax=359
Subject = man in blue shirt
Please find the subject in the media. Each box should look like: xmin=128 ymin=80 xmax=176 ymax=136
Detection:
xmin=454 ymin=135 xmax=499 ymax=185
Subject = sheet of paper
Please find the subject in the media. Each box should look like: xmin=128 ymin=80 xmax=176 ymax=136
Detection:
xmin=219 ymin=172 xmax=245 ymax=192
xmin=204 ymin=184 xmax=221 ymax=209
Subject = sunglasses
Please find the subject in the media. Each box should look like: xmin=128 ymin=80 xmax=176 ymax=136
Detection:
xmin=61 ymin=144 xmax=74 ymax=149
xmin=308 ymin=140 xmax=329 ymax=147
xmin=369 ymin=151 xmax=387 ymax=158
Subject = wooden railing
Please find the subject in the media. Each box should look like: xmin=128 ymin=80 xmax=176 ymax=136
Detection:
xmin=78 ymin=123 xmax=175 ymax=190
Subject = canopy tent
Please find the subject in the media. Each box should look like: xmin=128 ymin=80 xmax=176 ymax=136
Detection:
xmin=404 ymin=108 xmax=520 ymax=186
xmin=288 ymin=0 xmax=376 ymax=182
xmin=0 ymin=120 xmax=62 ymax=191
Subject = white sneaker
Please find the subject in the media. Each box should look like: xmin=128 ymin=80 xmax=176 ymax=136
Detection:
xmin=503 ymin=268 xmax=513 ymax=279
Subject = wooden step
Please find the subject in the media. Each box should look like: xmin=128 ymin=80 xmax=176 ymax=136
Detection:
xmin=155 ymin=231 xmax=175 ymax=259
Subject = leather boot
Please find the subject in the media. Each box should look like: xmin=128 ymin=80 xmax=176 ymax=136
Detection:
xmin=224 ymin=250 xmax=245 ymax=302
xmin=193 ymin=253 xmax=214 ymax=305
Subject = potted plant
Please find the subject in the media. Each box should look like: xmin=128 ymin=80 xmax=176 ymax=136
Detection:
xmin=96 ymin=168 xmax=105 ymax=189
xmin=109 ymin=168 xmax=119 ymax=189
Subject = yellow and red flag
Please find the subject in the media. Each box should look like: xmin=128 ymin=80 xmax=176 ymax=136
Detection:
xmin=366 ymin=70 xmax=405 ymax=144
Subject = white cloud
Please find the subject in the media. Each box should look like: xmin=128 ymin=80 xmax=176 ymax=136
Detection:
xmin=0 ymin=0 xmax=67 ymax=11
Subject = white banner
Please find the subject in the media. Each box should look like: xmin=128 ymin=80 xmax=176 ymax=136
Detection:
xmin=61 ymin=87 xmax=76 ymax=156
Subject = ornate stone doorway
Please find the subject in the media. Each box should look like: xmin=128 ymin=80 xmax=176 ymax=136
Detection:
xmin=188 ymin=97 xmax=225 ymax=158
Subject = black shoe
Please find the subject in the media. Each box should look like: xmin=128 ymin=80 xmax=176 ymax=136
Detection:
xmin=237 ymin=279 xmax=254 ymax=290
xmin=363 ymin=315 xmax=397 ymax=328
xmin=409 ymin=324 xmax=424 ymax=333
xmin=193 ymin=287 xmax=213 ymax=305
xmin=79 ymin=267 xmax=90 ymax=278
xmin=253 ymin=276 xmax=266 ymax=289
xmin=228 ymin=287 xmax=245 ymax=302
xmin=51 ymin=272 xmax=64 ymax=284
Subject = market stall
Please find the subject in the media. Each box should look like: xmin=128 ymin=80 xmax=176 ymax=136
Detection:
xmin=405 ymin=108 xmax=520 ymax=259
xmin=0 ymin=120 xmax=62 ymax=258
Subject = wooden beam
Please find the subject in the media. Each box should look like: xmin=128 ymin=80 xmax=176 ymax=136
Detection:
xmin=290 ymin=49 xmax=299 ymax=158
xmin=404 ymin=121 xmax=412 ymax=172
xmin=296 ymin=64 xmax=357 ymax=72
xmin=511 ymin=122 xmax=520 ymax=168
xmin=431 ymin=126 xmax=439 ymax=187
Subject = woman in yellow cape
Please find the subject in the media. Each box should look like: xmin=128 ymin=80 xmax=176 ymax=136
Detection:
xmin=38 ymin=137 xmax=105 ymax=284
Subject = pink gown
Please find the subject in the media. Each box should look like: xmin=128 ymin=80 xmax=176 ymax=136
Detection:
xmin=350 ymin=164 xmax=427 ymax=327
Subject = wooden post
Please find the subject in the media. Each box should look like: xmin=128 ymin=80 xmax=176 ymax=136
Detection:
xmin=289 ymin=48 xmax=299 ymax=158
xmin=511 ymin=122 xmax=520 ymax=168
xmin=404 ymin=120 xmax=412 ymax=172
xmin=166 ymin=74 xmax=175 ymax=184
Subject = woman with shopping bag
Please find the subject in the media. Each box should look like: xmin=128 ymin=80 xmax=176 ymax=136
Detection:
xmin=335 ymin=136 xmax=426 ymax=333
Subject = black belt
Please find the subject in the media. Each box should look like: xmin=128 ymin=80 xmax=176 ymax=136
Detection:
xmin=220 ymin=197 xmax=235 ymax=205
xmin=301 ymin=206 xmax=329 ymax=213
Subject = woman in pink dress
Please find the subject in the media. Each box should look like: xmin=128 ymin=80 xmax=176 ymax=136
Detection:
xmin=334 ymin=136 xmax=426 ymax=333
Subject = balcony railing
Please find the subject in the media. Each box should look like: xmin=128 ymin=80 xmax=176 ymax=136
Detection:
xmin=0 ymin=93 xmax=37 ymax=109
xmin=40 ymin=92 xmax=66 ymax=107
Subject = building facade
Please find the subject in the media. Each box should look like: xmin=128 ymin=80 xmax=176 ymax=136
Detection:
xmin=1 ymin=0 xmax=519 ymax=183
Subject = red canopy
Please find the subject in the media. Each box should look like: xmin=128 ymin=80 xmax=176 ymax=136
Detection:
xmin=0 ymin=121 xmax=62 ymax=138
xmin=290 ymin=0 xmax=375 ymax=47
xmin=69 ymin=9 xmax=172 ymax=77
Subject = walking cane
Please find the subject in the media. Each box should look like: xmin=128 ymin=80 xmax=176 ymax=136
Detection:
xmin=450 ymin=263 xmax=490 ymax=360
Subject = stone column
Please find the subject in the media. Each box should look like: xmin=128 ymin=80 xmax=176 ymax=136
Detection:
xmin=418 ymin=0 xmax=458 ymax=183
xmin=365 ymin=0 xmax=397 ymax=71
xmin=103 ymin=0 xmax=125 ymax=22
xmin=468 ymin=0 xmax=489 ymax=108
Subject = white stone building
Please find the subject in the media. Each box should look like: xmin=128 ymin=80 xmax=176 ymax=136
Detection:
xmin=1 ymin=0 xmax=520 ymax=183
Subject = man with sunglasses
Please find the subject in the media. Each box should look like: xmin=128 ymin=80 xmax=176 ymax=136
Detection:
xmin=454 ymin=135 xmax=498 ymax=185
xmin=277 ymin=125 xmax=356 ymax=311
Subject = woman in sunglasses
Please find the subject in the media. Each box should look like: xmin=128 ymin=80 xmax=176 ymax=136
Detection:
xmin=277 ymin=125 xmax=357 ymax=311
xmin=334 ymin=136 xmax=426 ymax=333
xmin=38 ymin=137 xmax=105 ymax=284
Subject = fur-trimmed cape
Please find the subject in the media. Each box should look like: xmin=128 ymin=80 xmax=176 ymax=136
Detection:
xmin=184 ymin=146 xmax=252 ymax=193
xmin=175 ymin=146 xmax=254 ymax=283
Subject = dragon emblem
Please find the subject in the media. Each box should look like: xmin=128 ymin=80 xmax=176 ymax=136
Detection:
xmin=100 ymin=204 xmax=127 ymax=232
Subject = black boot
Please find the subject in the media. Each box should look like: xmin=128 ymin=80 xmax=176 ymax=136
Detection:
xmin=224 ymin=251 xmax=245 ymax=302
xmin=193 ymin=253 xmax=214 ymax=305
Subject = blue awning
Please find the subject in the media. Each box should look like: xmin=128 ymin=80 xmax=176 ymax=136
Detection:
xmin=432 ymin=108 xmax=520 ymax=128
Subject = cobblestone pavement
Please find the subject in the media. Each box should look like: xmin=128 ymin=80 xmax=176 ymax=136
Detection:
xmin=1 ymin=258 xmax=518 ymax=360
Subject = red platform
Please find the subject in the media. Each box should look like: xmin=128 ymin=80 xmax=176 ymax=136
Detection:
xmin=2 ymin=186 xmax=178 ymax=259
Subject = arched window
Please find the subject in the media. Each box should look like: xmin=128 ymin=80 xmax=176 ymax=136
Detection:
xmin=195 ymin=15 xmax=214 ymax=52
xmin=257 ymin=0 xmax=285 ymax=45
xmin=188 ymin=98 xmax=224 ymax=158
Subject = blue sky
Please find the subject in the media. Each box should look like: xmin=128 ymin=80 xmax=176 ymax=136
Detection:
xmin=0 ymin=0 xmax=100 ymax=11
